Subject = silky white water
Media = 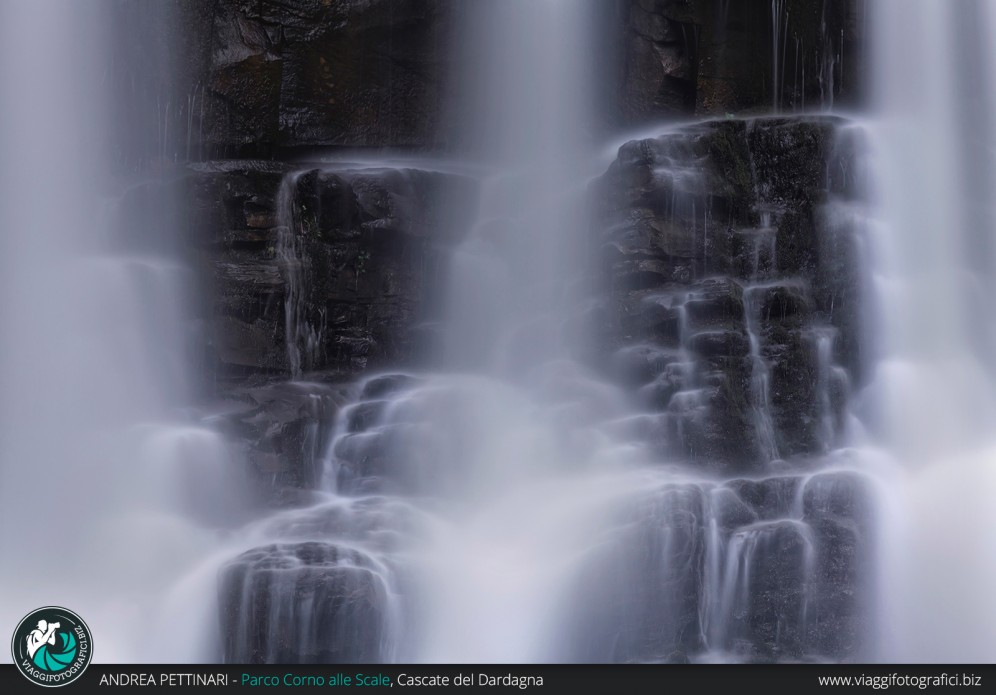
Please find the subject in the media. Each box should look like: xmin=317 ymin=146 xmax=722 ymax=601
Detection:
xmin=380 ymin=0 xmax=627 ymax=660
xmin=0 ymin=0 xmax=240 ymax=662
xmin=3 ymin=0 xmax=995 ymax=666
xmin=863 ymin=0 xmax=996 ymax=662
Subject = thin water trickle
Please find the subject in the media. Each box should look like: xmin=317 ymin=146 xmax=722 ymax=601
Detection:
xmin=277 ymin=172 xmax=325 ymax=377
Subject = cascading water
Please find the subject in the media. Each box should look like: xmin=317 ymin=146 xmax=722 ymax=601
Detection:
xmin=215 ymin=0 xmax=869 ymax=665
xmin=863 ymin=0 xmax=996 ymax=662
xmin=5 ymin=0 xmax=995 ymax=668
xmin=0 ymin=0 xmax=241 ymax=662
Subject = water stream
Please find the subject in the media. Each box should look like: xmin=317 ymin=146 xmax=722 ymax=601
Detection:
xmin=2 ymin=0 xmax=995 ymax=666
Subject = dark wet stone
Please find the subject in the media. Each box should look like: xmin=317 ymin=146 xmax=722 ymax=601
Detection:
xmin=613 ymin=0 xmax=863 ymax=124
xmin=219 ymin=542 xmax=390 ymax=663
xmin=195 ymin=0 xmax=451 ymax=156
xmin=688 ymin=330 xmax=750 ymax=359
xmin=593 ymin=116 xmax=863 ymax=471
xmin=187 ymin=162 xmax=477 ymax=378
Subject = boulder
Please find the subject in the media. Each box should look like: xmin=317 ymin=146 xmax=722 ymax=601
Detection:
xmin=220 ymin=542 xmax=392 ymax=663
xmin=558 ymin=472 xmax=869 ymax=661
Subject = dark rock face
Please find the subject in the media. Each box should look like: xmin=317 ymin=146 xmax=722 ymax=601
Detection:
xmin=615 ymin=0 xmax=864 ymax=123
xmin=178 ymin=1 xmax=863 ymax=152
xmin=196 ymin=0 xmax=451 ymax=155
xmin=562 ymin=468 xmax=872 ymax=662
xmin=211 ymin=377 xmax=352 ymax=504
xmin=593 ymin=116 xmax=864 ymax=472
xmin=576 ymin=116 xmax=871 ymax=662
xmin=615 ymin=0 xmax=700 ymax=121
xmin=185 ymin=161 xmax=477 ymax=378
xmin=168 ymin=0 xmax=876 ymax=666
xmin=183 ymin=159 xmax=477 ymax=513
xmin=185 ymin=160 xmax=292 ymax=373
xmin=220 ymin=542 xmax=393 ymax=663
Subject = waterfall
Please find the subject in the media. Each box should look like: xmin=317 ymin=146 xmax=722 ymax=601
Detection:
xmin=6 ymin=0 xmax=995 ymax=668
xmin=443 ymin=0 xmax=597 ymax=370
xmin=0 ymin=1 xmax=240 ymax=662
xmin=407 ymin=0 xmax=620 ymax=660
xmin=864 ymin=0 xmax=996 ymax=662
xmin=213 ymin=1 xmax=871 ymax=664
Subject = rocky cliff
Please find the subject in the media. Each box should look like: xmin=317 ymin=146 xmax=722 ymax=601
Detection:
xmin=591 ymin=116 xmax=866 ymax=472
xmin=203 ymin=115 xmax=873 ymax=663
xmin=184 ymin=0 xmax=451 ymax=156
xmin=613 ymin=0 xmax=864 ymax=123
xmin=159 ymin=0 xmax=873 ymax=664
xmin=175 ymin=0 xmax=862 ymax=156
xmin=563 ymin=115 xmax=872 ymax=661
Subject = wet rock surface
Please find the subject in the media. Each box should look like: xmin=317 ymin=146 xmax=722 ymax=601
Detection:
xmin=210 ymin=376 xmax=351 ymax=504
xmin=614 ymin=0 xmax=864 ymax=123
xmin=189 ymin=103 xmax=874 ymax=666
xmin=168 ymin=0 xmax=875 ymax=664
xmin=194 ymin=0 xmax=451 ymax=155
xmin=200 ymin=115 xmax=872 ymax=665
xmin=176 ymin=1 xmax=863 ymax=156
xmin=185 ymin=161 xmax=477 ymax=379
xmin=220 ymin=541 xmax=394 ymax=663
xmin=562 ymin=467 xmax=873 ymax=662
xmin=592 ymin=116 xmax=864 ymax=473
